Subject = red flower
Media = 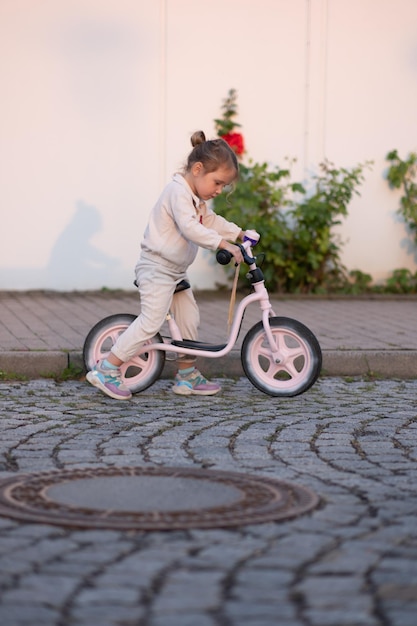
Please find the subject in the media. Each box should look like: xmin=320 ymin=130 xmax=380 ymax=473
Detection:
xmin=221 ymin=132 xmax=245 ymax=156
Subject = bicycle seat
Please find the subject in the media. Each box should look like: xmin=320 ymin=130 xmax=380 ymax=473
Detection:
xmin=174 ymin=279 xmax=191 ymax=293
xmin=133 ymin=279 xmax=190 ymax=293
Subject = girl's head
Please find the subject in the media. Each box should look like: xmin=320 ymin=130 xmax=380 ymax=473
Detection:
xmin=184 ymin=130 xmax=239 ymax=201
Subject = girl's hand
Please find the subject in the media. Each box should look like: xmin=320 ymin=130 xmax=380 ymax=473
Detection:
xmin=230 ymin=244 xmax=244 ymax=265
xmin=219 ymin=240 xmax=244 ymax=264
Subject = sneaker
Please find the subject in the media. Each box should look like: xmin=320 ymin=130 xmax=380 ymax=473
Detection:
xmin=172 ymin=368 xmax=221 ymax=396
xmin=86 ymin=361 xmax=132 ymax=400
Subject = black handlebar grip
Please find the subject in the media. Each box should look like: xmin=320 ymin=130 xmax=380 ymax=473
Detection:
xmin=216 ymin=249 xmax=233 ymax=265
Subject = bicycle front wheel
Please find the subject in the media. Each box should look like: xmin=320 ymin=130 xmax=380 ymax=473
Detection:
xmin=241 ymin=317 xmax=322 ymax=397
xmin=83 ymin=314 xmax=165 ymax=394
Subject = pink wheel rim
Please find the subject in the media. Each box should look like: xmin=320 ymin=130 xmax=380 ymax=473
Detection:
xmin=88 ymin=324 xmax=158 ymax=387
xmin=248 ymin=327 xmax=313 ymax=391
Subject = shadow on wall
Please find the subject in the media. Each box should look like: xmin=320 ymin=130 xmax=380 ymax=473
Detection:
xmin=47 ymin=200 xmax=120 ymax=287
xmin=2 ymin=201 xmax=127 ymax=291
xmin=392 ymin=210 xmax=417 ymax=265
xmin=400 ymin=235 xmax=417 ymax=264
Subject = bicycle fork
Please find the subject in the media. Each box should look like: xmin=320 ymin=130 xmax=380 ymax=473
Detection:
xmin=255 ymin=282 xmax=283 ymax=363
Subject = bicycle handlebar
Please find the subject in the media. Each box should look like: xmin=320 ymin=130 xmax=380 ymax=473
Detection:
xmin=216 ymin=241 xmax=256 ymax=266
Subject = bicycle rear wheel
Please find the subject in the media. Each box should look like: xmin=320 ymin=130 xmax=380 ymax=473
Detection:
xmin=241 ymin=317 xmax=322 ymax=397
xmin=83 ymin=314 xmax=165 ymax=394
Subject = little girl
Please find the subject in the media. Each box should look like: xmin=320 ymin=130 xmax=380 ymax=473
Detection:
xmin=87 ymin=130 xmax=257 ymax=400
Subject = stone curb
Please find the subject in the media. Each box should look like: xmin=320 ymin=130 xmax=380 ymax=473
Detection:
xmin=1 ymin=350 xmax=417 ymax=380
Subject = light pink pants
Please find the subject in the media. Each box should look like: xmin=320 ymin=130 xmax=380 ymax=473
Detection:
xmin=111 ymin=259 xmax=199 ymax=363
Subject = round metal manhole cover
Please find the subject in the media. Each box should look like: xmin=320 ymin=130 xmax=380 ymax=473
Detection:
xmin=0 ymin=466 xmax=319 ymax=530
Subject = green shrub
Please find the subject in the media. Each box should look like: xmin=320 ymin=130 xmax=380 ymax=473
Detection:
xmin=386 ymin=149 xmax=417 ymax=245
xmin=283 ymin=160 xmax=370 ymax=293
xmin=346 ymin=270 xmax=374 ymax=294
xmin=384 ymin=268 xmax=417 ymax=294
xmin=213 ymin=89 xmax=371 ymax=293
xmin=214 ymin=157 xmax=370 ymax=293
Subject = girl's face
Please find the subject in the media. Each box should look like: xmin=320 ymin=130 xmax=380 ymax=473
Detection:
xmin=186 ymin=163 xmax=237 ymax=201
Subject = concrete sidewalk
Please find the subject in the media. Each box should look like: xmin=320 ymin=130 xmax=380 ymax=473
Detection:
xmin=0 ymin=290 xmax=416 ymax=379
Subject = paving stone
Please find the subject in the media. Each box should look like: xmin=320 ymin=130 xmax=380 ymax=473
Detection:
xmin=0 ymin=377 xmax=416 ymax=625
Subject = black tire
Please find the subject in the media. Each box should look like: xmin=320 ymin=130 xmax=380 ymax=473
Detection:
xmin=83 ymin=314 xmax=165 ymax=394
xmin=241 ymin=317 xmax=322 ymax=397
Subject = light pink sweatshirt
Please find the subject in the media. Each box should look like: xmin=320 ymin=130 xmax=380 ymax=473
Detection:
xmin=140 ymin=173 xmax=241 ymax=272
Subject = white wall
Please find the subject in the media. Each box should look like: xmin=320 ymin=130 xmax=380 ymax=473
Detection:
xmin=1 ymin=0 xmax=163 ymax=290
xmin=324 ymin=0 xmax=417 ymax=281
xmin=1 ymin=0 xmax=416 ymax=290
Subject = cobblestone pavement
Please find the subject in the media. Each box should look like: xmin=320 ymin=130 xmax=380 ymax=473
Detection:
xmin=0 ymin=377 xmax=416 ymax=626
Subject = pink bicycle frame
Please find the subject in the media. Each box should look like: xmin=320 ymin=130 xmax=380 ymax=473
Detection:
xmin=135 ymin=242 xmax=280 ymax=361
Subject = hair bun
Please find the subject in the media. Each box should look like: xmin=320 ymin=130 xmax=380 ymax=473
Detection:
xmin=190 ymin=130 xmax=206 ymax=147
